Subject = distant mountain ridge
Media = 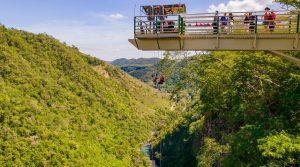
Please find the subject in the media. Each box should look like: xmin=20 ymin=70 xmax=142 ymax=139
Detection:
xmin=110 ymin=58 xmax=161 ymax=82
xmin=111 ymin=57 xmax=161 ymax=66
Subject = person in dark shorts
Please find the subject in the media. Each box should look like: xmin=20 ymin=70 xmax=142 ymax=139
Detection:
xmin=248 ymin=13 xmax=256 ymax=33
xmin=228 ymin=13 xmax=235 ymax=33
xmin=158 ymin=76 xmax=165 ymax=85
xmin=263 ymin=7 xmax=271 ymax=32
xmin=167 ymin=21 xmax=175 ymax=32
xmin=220 ymin=13 xmax=228 ymax=33
xmin=157 ymin=75 xmax=165 ymax=91
xmin=269 ymin=10 xmax=276 ymax=32
xmin=152 ymin=73 xmax=158 ymax=88
xmin=244 ymin=13 xmax=250 ymax=33
xmin=212 ymin=11 xmax=219 ymax=34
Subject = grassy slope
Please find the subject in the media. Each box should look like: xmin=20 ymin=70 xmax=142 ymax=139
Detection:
xmin=0 ymin=26 xmax=170 ymax=166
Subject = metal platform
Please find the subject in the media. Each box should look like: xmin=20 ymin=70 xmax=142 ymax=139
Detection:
xmin=129 ymin=33 xmax=300 ymax=51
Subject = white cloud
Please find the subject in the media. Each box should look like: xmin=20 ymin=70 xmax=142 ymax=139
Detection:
xmin=208 ymin=0 xmax=273 ymax=12
xmin=109 ymin=13 xmax=126 ymax=20
xmin=89 ymin=12 xmax=127 ymax=22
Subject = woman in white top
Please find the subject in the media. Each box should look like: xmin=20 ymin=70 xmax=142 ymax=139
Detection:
xmin=228 ymin=13 xmax=234 ymax=33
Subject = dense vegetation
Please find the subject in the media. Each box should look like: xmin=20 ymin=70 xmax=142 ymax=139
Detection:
xmin=152 ymin=51 xmax=300 ymax=167
xmin=110 ymin=58 xmax=161 ymax=82
xmin=0 ymin=26 xmax=172 ymax=166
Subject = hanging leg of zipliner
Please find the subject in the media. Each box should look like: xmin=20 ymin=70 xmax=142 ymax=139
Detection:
xmin=268 ymin=50 xmax=300 ymax=67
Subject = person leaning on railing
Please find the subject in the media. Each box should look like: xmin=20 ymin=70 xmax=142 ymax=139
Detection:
xmin=139 ymin=19 xmax=145 ymax=34
xmin=168 ymin=21 xmax=175 ymax=32
xmin=220 ymin=13 xmax=228 ymax=33
xmin=249 ymin=13 xmax=256 ymax=33
xmin=147 ymin=15 xmax=155 ymax=34
xmin=263 ymin=7 xmax=277 ymax=33
xmin=228 ymin=13 xmax=234 ymax=33
xmin=244 ymin=13 xmax=250 ymax=33
xmin=263 ymin=7 xmax=272 ymax=32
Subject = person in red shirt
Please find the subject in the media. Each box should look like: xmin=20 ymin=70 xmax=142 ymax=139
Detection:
xmin=271 ymin=10 xmax=277 ymax=20
xmin=158 ymin=76 xmax=165 ymax=85
xmin=263 ymin=7 xmax=271 ymax=32
xmin=158 ymin=75 xmax=166 ymax=91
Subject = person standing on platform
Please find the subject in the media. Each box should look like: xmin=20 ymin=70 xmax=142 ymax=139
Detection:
xmin=228 ymin=13 xmax=235 ymax=33
xmin=263 ymin=7 xmax=271 ymax=32
xmin=220 ymin=13 xmax=228 ymax=33
xmin=244 ymin=12 xmax=250 ymax=33
xmin=212 ymin=11 xmax=219 ymax=34
xmin=249 ymin=12 xmax=256 ymax=33
xmin=269 ymin=10 xmax=277 ymax=32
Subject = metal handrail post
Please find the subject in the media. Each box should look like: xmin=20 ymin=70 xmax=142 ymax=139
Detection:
xmin=289 ymin=16 xmax=292 ymax=33
xmin=297 ymin=13 xmax=300 ymax=33
xmin=255 ymin=15 xmax=258 ymax=34
xmin=178 ymin=15 xmax=181 ymax=34
xmin=180 ymin=17 xmax=185 ymax=34
xmin=217 ymin=16 xmax=220 ymax=34
xmin=134 ymin=16 xmax=136 ymax=35
xmin=155 ymin=16 xmax=158 ymax=33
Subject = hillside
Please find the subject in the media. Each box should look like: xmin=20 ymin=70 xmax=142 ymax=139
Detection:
xmin=110 ymin=58 xmax=161 ymax=82
xmin=0 ymin=26 xmax=171 ymax=166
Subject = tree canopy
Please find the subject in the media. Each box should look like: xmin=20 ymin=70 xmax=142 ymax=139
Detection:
xmin=152 ymin=51 xmax=300 ymax=166
xmin=275 ymin=0 xmax=300 ymax=8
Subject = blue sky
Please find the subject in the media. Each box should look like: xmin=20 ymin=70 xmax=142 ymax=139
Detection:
xmin=0 ymin=0 xmax=279 ymax=61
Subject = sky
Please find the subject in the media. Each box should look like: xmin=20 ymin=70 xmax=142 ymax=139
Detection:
xmin=0 ymin=0 xmax=280 ymax=61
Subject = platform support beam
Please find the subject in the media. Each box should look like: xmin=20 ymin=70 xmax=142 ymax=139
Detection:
xmin=269 ymin=50 xmax=300 ymax=67
xmin=253 ymin=35 xmax=257 ymax=49
xmin=294 ymin=34 xmax=299 ymax=49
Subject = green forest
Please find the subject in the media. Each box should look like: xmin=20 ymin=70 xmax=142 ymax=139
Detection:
xmin=0 ymin=0 xmax=300 ymax=166
xmin=0 ymin=25 xmax=299 ymax=167
xmin=0 ymin=26 xmax=174 ymax=166
xmin=152 ymin=51 xmax=300 ymax=166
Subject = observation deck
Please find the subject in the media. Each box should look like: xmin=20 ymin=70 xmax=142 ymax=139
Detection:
xmin=129 ymin=10 xmax=300 ymax=51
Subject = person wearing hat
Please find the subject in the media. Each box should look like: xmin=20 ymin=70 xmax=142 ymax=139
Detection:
xmin=263 ymin=7 xmax=272 ymax=32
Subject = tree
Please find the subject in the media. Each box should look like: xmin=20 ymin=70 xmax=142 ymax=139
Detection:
xmin=275 ymin=0 xmax=300 ymax=9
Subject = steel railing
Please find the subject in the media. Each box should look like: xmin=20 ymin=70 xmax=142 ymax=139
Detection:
xmin=135 ymin=15 xmax=181 ymax=35
xmin=134 ymin=10 xmax=300 ymax=35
